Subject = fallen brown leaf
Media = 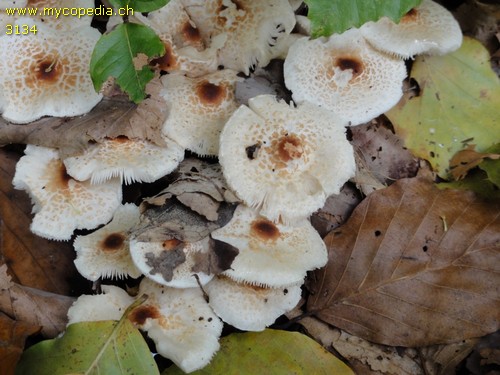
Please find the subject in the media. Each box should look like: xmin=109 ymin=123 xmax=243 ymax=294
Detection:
xmin=419 ymin=338 xmax=478 ymax=375
xmin=0 ymin=264 xmax=75 ymax=337
xmin=0 ymin=147 xmax=76 ymax=294
xmin=307 ymin=176 xmax=500 ymax=347
xmin=0 ymin=79 xmax=167 ymax=158
xmin=449 ymin=144 xmax=500 ymax=180
xmin=0 ymin=312 xmax=40 ymax=375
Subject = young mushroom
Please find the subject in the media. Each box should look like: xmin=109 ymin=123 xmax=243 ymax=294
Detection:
xmin=283 ymin=29 xmax=407 ymax=126
xmin=63 ymin=137 xmax=185 ymax=185
xmin=219 ymin=94 xmax=355 ymax=224
xmin=211 ymin=204 xmax=327 ymax=287
xmin=204 ymin=275 xmax=302 ymax=331
xmin=13 ymin=145 xmax=122 ymax=241
xmin=73 ymin=204 xmax=142 ymax=281
xmin=161 ymin=70 xmax=241 ymax=156
xmin=0 ymin=19 xmax=102 ymax=123
xmin=131 ymin=278 xmax=223 ymax=373
xmin=360 ymin=0 xmax=463 ymax=59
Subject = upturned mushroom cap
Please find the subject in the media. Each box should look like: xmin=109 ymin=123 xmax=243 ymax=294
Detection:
xmin=12 ymin=145 xmax=122 ymax=241
xmin=74 ymin=204 xmax=142 ymax=281
xmin=219 ymin=94 xmax=355 ymax=224
xmin=211 ymin=204 xmax=327 ymax=287
xmin=0 ymin=20 xmax=102 ymax=123
xmin=161 ymin=70 xmax=241 ymax=156
xmin=360 ymin=0 xmax=463 ymax=58
xmin=283 ymin=30 xmax=407 ymax=126
xmin=130 ymin=236 xmax=214 ymax=288
xmin=182 ymin=0 xmax=296 ymax=74
xmin=205 ymin=275 xmax=302 ymax=331
xmin=63 ymin=137 xmax=185 ymax=185
xmin=67 ymin=285 xmax=135 ymax=324
xmin=131 ymin=278 xmax=223 ymax=373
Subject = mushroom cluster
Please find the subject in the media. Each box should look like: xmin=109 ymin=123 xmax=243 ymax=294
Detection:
xmin=6 ymin=0 xmax=464 ymax=373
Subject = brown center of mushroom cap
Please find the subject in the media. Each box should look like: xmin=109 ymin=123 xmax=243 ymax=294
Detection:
xmin=45 ymin=160 xmax=72 ymax=191
xmin=129 ymin=305 xmax=162 ymax=326
xmin=181 ymin=21 xmax=202 ymax=45
xmin=162 ymin=238 xmax=183 ymax=251
xmin=401 ymin=8 xmax=419 ymax=23
xmin=276 ymin=134 xmax=304 ymax=163
xmin=196 ymin=81 xmax=227 ymax=106
xmin=150 ymin=42 xmax=179 ymax=71
xmin=250 ymin=219 xmax=280 ymax=242
xmin=101 ymin=233 xmax=126 ymax=252
xmin=27 ymin=54 xmax=65 ymax=88
xmin=333 ymin=56 xmax=364 ymax=77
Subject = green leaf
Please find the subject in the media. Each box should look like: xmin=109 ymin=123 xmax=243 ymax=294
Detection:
xmin=386 ymin=37 xmax=500 ymax=178
xmin=304 ymin=0 xmax=422 ymax=37
xmin=437 ymin=170 xmax=500 ymax=200
xmin=90 ymin=23 xmax=165 ymax=103
xmin=164 ymin=329 xmax=354 ymax=375
xmin=479 ymin=144 xmax=500 ymax=187
xmin=15 ymin=297 xmax=159 ymax=375
xmin=108 ymin=0 xmax=168 ymax=13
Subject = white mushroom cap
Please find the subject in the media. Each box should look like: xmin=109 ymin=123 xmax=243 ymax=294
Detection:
xmin=219 ymin=95 xmax=355 ymax=224
xmin=182 ymin=0 xmax=296 ymax=74
xmin=205 ymin=275 xmax=302 ymax=331
xmin=211 ymin=204 xmax=327 ymax=287
xmin=161 ymin=70 xmax=241 ymax=156
xmin=0 ymin=20 xmax=102 ymax=124
xmin=21 ymin=0 xmax=93 ymax=31
xmin=73 ymin=204 xmax=142 ymax=281
xmin=63 ymin=137 xmax=185 ymax=185
xmin=130 ymin=236 xmax=214 ymax=288
xmin=360 ymin=0 xmax=463 ymax=58
xmin=131 ymin=278 xmax=223 ymax=373
xmin=67 ymin=285 xmax=135 ymax=324
xmin=12 ymin=145 xmax=122 ymax=241
xmin=0 ymin=0 xmax=27 ymax=7
xmin=283 ymin=30 xmax=407 ymax=126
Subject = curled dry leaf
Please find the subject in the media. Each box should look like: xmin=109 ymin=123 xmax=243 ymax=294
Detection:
xmin=307 ymin=176 xmax=500 ymax=347
xmin=0 ymin=264 xmax=75 ymax=337
xmin=0 ymin=78 xmax=167 ymax=158
xmin=298 ymin=316 xmax=423 ymax=375
xmin=449 ymin=144 xmax=500 ymax=181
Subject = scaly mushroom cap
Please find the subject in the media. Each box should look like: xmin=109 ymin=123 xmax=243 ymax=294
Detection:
xmin=283 ymin=30 xmax=407 ymax=126
xmin=0 ymin=0 xmax=27 ymax=7
xmin=0 ymin=20 xmax=102 ymax=124
xmin=182 ymin=0 xmax=296 ymax=74
xmin=67 ymin=285 xmax=135 ymax=324
xmin=130 ymin=236 xmax=214 ymax=288
xmin=12 ymin=145 xmax=122 ymax=241
xmin=219 ymin=94 xmax=355 ymax=224
xmin=211 ymin=204 xmax=327 ymax=287
xmin=132 ymin=278 xmax=223 ymax=373
xmin=161 ymin=70 xmax=241 ymax=156
xmin=74 ymin=204 xmax=142 ymax=281
xmin=205 ymin=275 xmax=302 ymax=331
xmin=63 ymin=137 xmax=185 ymax=185
xmin=360 ymin=0 xmax=463 ymax=58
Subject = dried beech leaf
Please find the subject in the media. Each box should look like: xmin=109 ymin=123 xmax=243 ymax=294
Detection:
xmin=307 ymin=176 xmax=500 ymax=347
xmin=450 ymin=144 xmax=500 ymax=181
xmin=298 ymin=317 xmax=423 ymax=375
xmin=350 ymin=122 xmax=419 ymax=186
xmin=0 ymin=264 xmax=75 ymax=337
xmin=419 ymin=338 xmax=478 ymax=375
xmin=0 ymin=148 xmax=76 ymax=294
xmin=0 ymin=79 xmax=167 ymax=157
xmin=0 ymin=312 xmax=40 ymax=375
